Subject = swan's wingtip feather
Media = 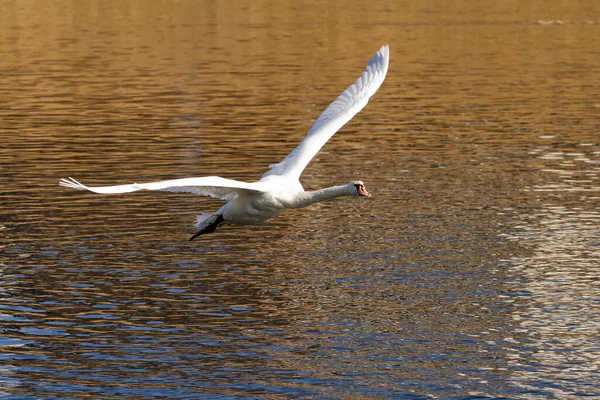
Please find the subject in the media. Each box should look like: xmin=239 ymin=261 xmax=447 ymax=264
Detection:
xmin=374 ymin=45 xmax=390 ymax=70
xmin=59 ymin=177 xmax=87 ymax=190
xmin=378 ymin=44 xmax=390 ymax=58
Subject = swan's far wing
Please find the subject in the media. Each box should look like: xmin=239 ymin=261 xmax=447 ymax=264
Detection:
xmin=60 ymin=176 xmax=267 ymax=200
xmin=264 ymin=45 xmax=389 ymax=179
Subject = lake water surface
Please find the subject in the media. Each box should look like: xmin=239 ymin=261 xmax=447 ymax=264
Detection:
xmin=1 ymin=1 xmax=599 ymax=398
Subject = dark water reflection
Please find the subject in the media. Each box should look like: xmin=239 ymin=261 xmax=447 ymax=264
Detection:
xmin=2 ymin=0 xmax=600 ymax=398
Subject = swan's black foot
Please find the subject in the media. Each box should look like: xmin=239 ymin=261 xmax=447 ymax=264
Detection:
xmin=189 ymin=214 xmax=224 ymax=241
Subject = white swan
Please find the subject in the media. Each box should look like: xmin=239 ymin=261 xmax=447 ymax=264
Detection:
xmin=60 ymin=45 xmax=390 ymax=240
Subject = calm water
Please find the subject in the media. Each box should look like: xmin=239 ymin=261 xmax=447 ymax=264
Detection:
xmin=1 ymin=1 xmax=599 ymax=398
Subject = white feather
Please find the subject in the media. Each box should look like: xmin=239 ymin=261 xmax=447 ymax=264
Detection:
xmin=195 ymin=213 xmax=215 ymax=227
xmin=60 ymin=176 xmax=267 ymax=201
xmin=263 ymin=45 xmax=390 ymax=179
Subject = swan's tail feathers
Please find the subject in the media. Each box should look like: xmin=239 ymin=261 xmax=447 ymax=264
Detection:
xmin=190 ymin=214 xmax=224 ymax=241
xmin=195 ymin=213 xmax=215 ymax=228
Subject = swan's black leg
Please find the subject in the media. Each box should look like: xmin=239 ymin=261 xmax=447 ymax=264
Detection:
xmin=189 ymin=214 xmax=224 ymax=241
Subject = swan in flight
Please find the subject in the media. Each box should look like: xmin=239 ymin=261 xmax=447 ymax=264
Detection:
xmin=60 ymin=45 xmax=390 ymax=241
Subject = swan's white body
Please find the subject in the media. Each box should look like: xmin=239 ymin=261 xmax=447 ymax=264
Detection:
xmin=60 ymin=45 xmax=390 ymax=240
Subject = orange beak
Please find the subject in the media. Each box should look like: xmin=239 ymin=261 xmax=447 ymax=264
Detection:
xmin=358 ymin=186 xmax=371 ymax=197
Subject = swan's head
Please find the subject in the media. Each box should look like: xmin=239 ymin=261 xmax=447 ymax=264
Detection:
xmin=351 ymin=181 xmax=371 ymax=197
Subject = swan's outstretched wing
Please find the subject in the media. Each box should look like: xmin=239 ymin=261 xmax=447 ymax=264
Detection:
xmin=264 ymin=45 xmax=389 ymax=179
xmin=60 ymin=176 xmax=267 ymax=201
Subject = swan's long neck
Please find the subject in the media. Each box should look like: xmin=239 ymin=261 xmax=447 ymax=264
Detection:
xmin=290 ymin=184 xmax=354 ymax=209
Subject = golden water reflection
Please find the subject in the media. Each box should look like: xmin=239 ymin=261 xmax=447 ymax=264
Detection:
xmin=504 ymin=142 xmax=600 ymax=397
